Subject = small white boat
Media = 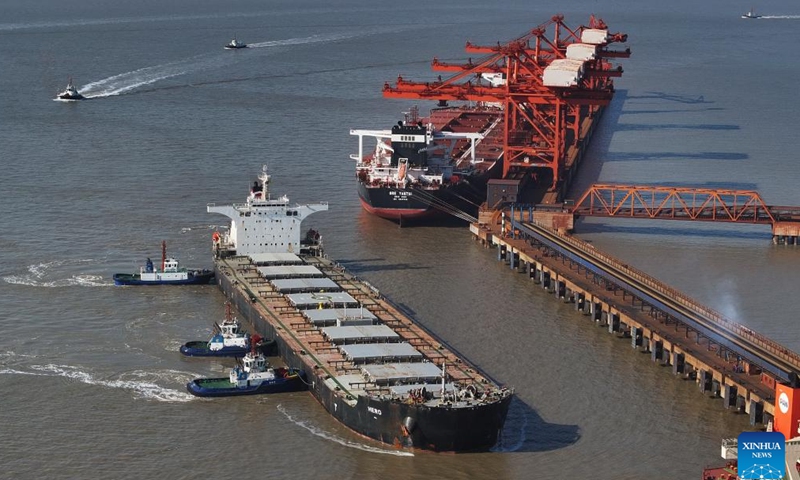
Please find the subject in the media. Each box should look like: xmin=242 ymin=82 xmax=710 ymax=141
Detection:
xmin=742 ymin=8 xmax=762 ymax=19
xmin=56 ymin=78 xmax=84 ymax=100
xmin=224 ymin=38 xmax=247 ymax=49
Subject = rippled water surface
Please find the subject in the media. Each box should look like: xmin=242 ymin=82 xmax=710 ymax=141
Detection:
xmin=3 ymin=0 xmax=800 ymax=478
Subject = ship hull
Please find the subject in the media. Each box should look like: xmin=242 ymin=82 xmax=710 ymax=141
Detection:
xmin=179 ymin=341 xmax=250 ymax=357
xmin=357 ymin=179 xmax=491 ymax=223
xmin=357 ymin=182 xmax=436 ymax=220
xmin=186 ymin=371 xmax=306 ymax=397
xmin=214 ymin=260 xmax=512 ymax=452
xmin=112 ymin=271 xmax=215 ymax=286
xmin=179 ymin=338 xmax=276 ymax=357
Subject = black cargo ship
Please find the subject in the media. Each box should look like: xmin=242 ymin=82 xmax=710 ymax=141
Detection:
xmin=208 ymin=168 xmax=513 ymax=451
xmin=352 ymin=106 xmax=504 ymax=222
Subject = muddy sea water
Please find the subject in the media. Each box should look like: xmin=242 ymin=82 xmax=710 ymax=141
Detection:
xmin=2 ymin=0 xmax=800 ymax=478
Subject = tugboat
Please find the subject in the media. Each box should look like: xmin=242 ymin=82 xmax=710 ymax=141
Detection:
xmin=56 ymin=78 xmax=84 ymax=101
xmin=180 ymin=302 xmax=253 ymax=357
xmin=113 ymin=241 xmax=214 ymax=286
xmin=742 ymin=8 xmax=762 ymax=18
xmin=224 ymin=38 xmax=247 ymax=49
xmin=186 ymin=350 xmax=306 ymax=397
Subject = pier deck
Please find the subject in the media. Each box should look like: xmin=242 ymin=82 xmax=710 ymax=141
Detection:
xmin=470 ymin=218 xmax=800 ymax=425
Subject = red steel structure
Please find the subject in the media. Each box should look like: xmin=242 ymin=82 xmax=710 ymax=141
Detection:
xmin=383 ymin=15 xmax=630 ymax=189
xmin=571 ymin=184 xmax=800 ymax=225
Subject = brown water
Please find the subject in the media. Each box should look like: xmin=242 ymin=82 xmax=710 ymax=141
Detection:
xmin=2 ymin=0 xmax=800 ymax=478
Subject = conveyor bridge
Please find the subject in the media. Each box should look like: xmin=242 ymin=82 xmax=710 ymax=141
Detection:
xmin=508 ymin=210 xmax=800 ymax=382
xmin=570 ymin=185 xmax=800 ymax=241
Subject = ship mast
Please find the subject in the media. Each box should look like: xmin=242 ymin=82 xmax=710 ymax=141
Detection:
xmin=161 ymin=240 xmax=166 ymax=272
xmin=441 ymin=361 xmax=446 ymax=397
xmin=258 ymin=165 xmax=271 ymax=200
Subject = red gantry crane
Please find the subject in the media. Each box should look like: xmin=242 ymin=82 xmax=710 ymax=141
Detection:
xmin=383 ymin=15 xmax=630 ymax=192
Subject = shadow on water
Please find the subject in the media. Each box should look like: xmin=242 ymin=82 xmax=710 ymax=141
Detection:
xmin=615 ymin=123 xmax=739 ymax=132
xmin=622 ymin=107 xmax=725 ymax=115
xmin=118 ymin=60 xmax=433 ymax=97
xmin=576 ymin=221 xmax=770 ymax=241
xmin=337 ymin=259 xmax=430 ymax=274
xmin=603 ymin=151 xmax=748 ymax=162
xmin=493 ymin=397 xmax=580 ymax=453
xmin=393 ymin=301 xmax=579 ymax=453
xmin=357 ymin=215 xmax=472 ymax=229
xmin=626 ymin=91 xmax=713 ymax=104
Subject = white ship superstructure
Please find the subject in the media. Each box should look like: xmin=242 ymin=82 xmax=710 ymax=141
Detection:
xmin=350 ymin=109 xmax=483 ymax=190
xmin=207 ymin=166 xmax=328 ymax=256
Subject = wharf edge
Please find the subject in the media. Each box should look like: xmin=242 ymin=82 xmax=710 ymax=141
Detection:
xmin=470 ymin=218 xmax=800 ymax=427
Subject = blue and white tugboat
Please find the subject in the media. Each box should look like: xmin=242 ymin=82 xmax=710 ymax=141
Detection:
xmin=224 ymin=37 xmax=247 ymax=49
xmin=113 ymin=241 xmax=215 ymax=286
xmin=181 ymin=302 xmax=254 ymax=357
xmin=56 ymin=78 xmax=84 ymax=101
xmin=186 ymin=350 xmax=306 ymax=397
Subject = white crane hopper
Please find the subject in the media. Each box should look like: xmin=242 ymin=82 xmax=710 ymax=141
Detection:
xmin=542 ymin=59 xmax=585 ymax=87
xmin=581 ymin=28 xmax=608 ymax=45
xmin=566 ymin=43 xmax=597 ymax=61
xmin=481 ymin=73 xmax=506 ymax=87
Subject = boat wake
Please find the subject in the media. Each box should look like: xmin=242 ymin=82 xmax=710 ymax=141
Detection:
xmin=78 ymin=32 xmax=363 ymax=99
xmin=247 ymin=32 xmax=358 ymax=49
xmin=179 ymin=224 xmax=218 ymax=234
xmin=3 ymin=259 xmax=113 ymax=288
xmin=17 ymin=364 xmax=197 ymax=402
xmin=759 ymin=15 xmax=800 ymax=19
xmin=80 ymin=55 xmax=221 ymax=98
xmin=0 ymin=368 xmax=50 ymax=376
xmin=0 ymin=11 xmax=270 ymax=32
xmin=277 ymin=404 xmax=414 ymax=457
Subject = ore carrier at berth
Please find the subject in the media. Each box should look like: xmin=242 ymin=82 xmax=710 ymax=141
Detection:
xmin=206 ymin=166 xmax=513 ymax=452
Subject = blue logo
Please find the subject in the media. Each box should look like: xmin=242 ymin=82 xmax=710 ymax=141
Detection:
xmin=737 ymin=431 xmax=786 ymax=480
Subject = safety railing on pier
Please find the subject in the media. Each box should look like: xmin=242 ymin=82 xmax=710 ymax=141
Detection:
xmin=508 ymin=213 xmax=800 ymax=375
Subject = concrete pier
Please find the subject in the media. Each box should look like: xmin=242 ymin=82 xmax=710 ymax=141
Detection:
xmin=470 ymin=219 xmax=800 ymax=426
